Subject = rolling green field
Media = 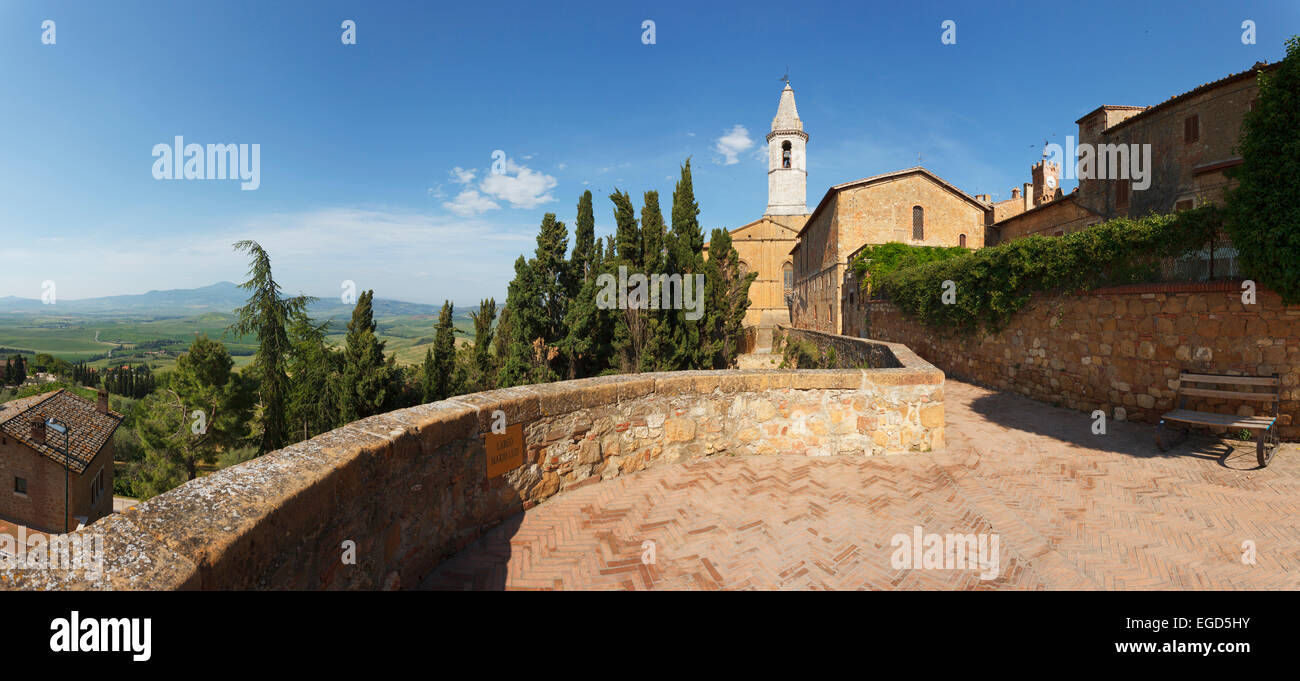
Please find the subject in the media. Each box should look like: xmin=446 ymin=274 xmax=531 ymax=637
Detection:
xmin=0 ymin=312 xmax=475 ymax=372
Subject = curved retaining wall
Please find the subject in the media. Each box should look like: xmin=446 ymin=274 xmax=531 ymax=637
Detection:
xmin=3 ymin=338 xmax=941 ymax=590
xmin=863 ymin=282 xmax=1300 ymax=439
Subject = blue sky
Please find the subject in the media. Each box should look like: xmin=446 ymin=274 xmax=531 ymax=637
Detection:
xmin=2 ymin=0 xmax=1295 ymax=306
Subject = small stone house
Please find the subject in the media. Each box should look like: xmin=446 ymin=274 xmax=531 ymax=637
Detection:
xmin=0 ymin=389 xmax=121 ymax=533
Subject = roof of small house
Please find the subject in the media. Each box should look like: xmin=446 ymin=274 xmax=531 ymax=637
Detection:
xmin=0 ymin=390 xmax=123 ymax=474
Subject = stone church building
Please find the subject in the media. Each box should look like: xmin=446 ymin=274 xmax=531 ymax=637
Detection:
xmin=721 ymin=59 xmax=1275 ymax=338
xmin=709 ymin=81 xmax=987 ymax=335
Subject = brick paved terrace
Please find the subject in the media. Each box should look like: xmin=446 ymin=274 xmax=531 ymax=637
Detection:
xmin=7 ymin=332 xmax=1297 ymax=591
xmin=424 ymin=380 xmax=1300 ymax=590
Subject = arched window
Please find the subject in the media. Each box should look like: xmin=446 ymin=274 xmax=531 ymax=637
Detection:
xmin=783 ymin=262 xmax=793 ymax=291
xmin=782 ymin=141 xmax=792 ymax=169
xmin=912 ymin=206 xmax=924 ymax=240
xmin=738 ymin=260 xmax=750 ymax=278
xmin=959 ymin=233 xmax=967 ymax=248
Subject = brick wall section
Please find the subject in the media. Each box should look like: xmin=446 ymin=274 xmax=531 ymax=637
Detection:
xmin=0 ymin=440 xmax=113 ymax=533
xmin=5 ymin=356 xmax=944 ymax=590
xmin=862 ymin=282 xmax=1300 ymax=440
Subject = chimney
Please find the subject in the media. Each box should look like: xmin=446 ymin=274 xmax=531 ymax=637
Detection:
xmin=31 ymin=419 xmax=45 ymax=445
xmin=1011 ymin=188 xmax=1020 ymax=200
xmin=1023 ymin=182 xmax=1033 ymax=210
xmin=97 ymin=389 xmax=109 ymax=414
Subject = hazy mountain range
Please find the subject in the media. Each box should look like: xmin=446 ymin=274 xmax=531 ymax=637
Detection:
xmin=0 ymin=282 xmax=472 ymax=320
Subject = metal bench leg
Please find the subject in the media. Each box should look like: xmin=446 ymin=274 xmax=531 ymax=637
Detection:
xmin=1257 ymin=424 xmax=1280 ymax=468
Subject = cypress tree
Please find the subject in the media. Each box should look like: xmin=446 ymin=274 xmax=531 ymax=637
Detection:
xmin=339 ymin=290 xmax=395 ymax=422
xmin=470 ymin=297 xmax=497 ymax=388
xmin=639 ymin=191 xmax=670 ymax=372
xmin=611 ymin=189 xmax=641 ymax=268
xmin=569 ymin=191 xmax=595 ymax=296
xmin=431 ymin=300 xmax=457 ymax=400
xmin=703 ymin=228 xmax=758 ymax=368
xmin=498 ymin=255 xmax=542 ymax=387
xmin=287 ymin=310 xmax=342 ymax=440
xmin=666 ymin=159 xmax=705 ymax=370
xmin=609 ymin=190 xmax=646 ymax=370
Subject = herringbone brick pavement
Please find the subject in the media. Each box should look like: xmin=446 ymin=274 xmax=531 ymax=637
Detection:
xmin=422 ymin=380 xmax=1300 ymax=590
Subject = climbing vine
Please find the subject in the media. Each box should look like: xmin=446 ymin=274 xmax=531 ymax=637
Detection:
xmin=872 ymin=206 xmax=1222 ymax=334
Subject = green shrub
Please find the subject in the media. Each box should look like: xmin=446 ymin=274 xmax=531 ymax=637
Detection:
xmin=874 ymin=208 xmax=1220 ymax=333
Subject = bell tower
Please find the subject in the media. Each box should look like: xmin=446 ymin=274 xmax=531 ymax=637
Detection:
xmin=765 ymin=82 xmax=808 ymax=216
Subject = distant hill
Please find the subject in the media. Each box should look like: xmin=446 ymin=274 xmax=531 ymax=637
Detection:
xmin=0 ymin=282 xmax=473 ymax=320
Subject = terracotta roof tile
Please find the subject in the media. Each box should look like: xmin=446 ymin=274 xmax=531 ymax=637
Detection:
xmin=0 ymin=390 xmax=123 ymax=474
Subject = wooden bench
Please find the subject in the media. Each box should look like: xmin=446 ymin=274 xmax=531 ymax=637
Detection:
xmin=1156 ymin=372 xmax=1281 ymax=467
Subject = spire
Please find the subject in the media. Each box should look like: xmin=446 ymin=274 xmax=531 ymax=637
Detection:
xmin=771 ymin=83 xmax=803 ymax=133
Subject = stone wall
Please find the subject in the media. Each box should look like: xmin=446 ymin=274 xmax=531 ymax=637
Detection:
xmin=777 ymin=325 xmax=902 ymax=369
xmin=4 ymin=354 xmax=943 ymax=590
xmin=863 ymin=281 xmax=1299 ymax=439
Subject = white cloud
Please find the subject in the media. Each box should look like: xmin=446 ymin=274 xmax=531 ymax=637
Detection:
xmin=435 ymin=157 xmax=558 ymax=216
xmin=479 ymin=158 xmax=557 ymax=209
xmin=556 ymin=162 xmax=567 ymax=170
xmin=714 ymin=124 xmax=754 ymax=165
xmin=443 ymin=189 xmax=501 ymax=217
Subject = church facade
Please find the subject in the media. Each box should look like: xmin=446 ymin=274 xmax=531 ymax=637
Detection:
xmin=706 ymin=83 xmax=810 ymax=327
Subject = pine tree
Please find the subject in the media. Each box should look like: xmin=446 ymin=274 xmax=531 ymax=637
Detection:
xmin=339 ymin=290 xmax=395 ymax=422
xmin=135 ymin=335 xmax=253 ymax=488
xmin=230 ymin=240 xmax=312 ymax=453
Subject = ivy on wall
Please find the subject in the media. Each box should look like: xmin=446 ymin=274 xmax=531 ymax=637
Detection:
xmin=870 ymin=206 xmax=1222 ymax=334
xmin=1225 ymin=35 xmax=1300 ymax=304
xmin=849 ymin=243 xmax=970 ymax=297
